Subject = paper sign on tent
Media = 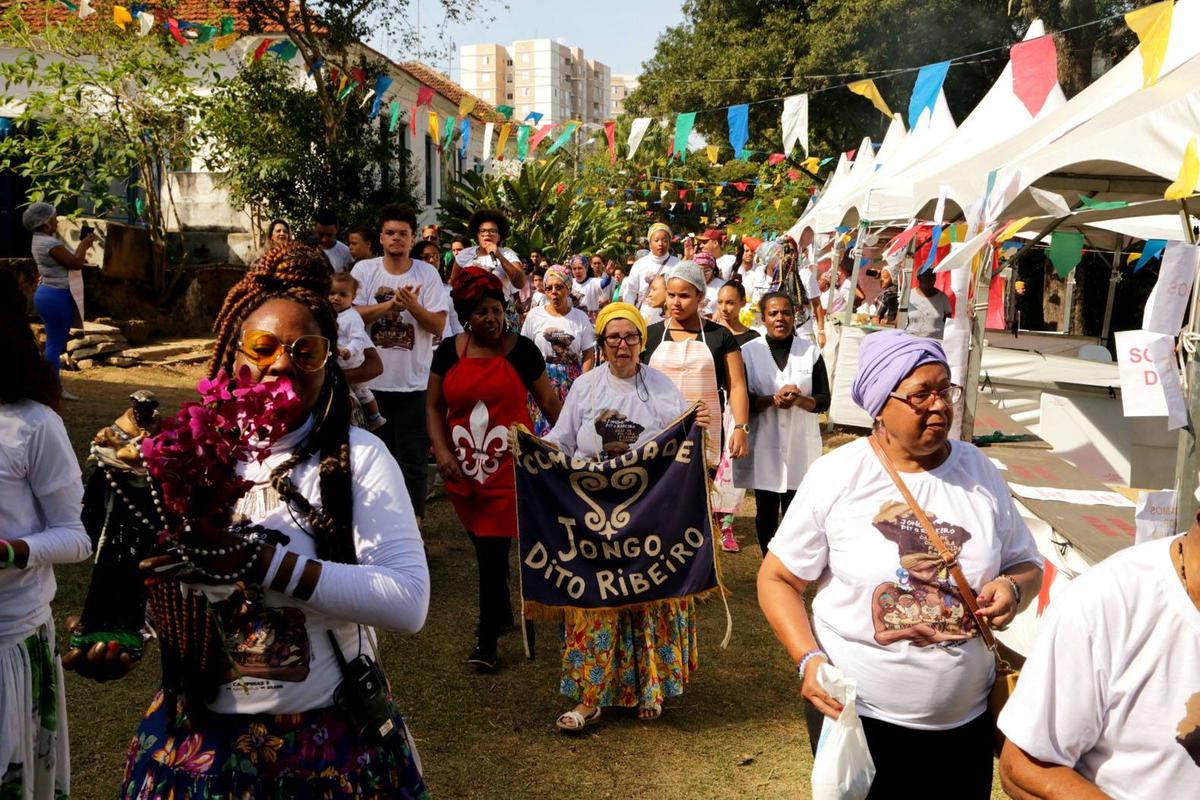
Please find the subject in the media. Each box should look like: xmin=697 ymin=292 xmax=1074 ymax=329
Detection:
xmin=1135 ymin=490 xmax=1178 ymax=544
xmin=1114 ymin=329 xmax=1187 ymax=429
xmin=1143 ymin=242 xmax=1199 ymax=335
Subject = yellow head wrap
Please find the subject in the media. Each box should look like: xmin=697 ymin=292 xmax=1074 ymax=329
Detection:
xmin=594 ymin=302 xmax=648 ymax=352
xmin=648 ymin=222 xmax=672 ymax=240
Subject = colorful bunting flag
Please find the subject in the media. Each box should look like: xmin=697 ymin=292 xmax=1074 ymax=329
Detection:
xmin=271 ymin=40 xmax=298 ymax=61
xmin=167 ymin=18 xmax=188 ymax=45
xmin=604 ymin=120 xmax=616 ymax=164
xmin=908 ymin=61 xmax=950 ymax=127
xmin=529 ymin=123 xmax=554 ymax=155
xmin=781 ymin=94 xmax=808 ymax=157
xmin=416 ymin=86 xmax=435 ymax=107
xmin=443 ymin=115 xmax=455 ymax=148
xmin=847 ymin=80 xmax=892 ymax=117
xmin=627 ymin=117 xmax=651 ymax=160
xmin=767 ymin=153 xmax=786 ymax=166
xmin=1076 ymin=195 xmax=1129 ymax=211
xmin=78 ymin=0 xmax=95 ymax=19
xmin=672 ymin=112 xmax=696 ymax=162
xmin=252 ymin=38 xmax=273 ymax=61
xmin=429 ymin=112 xmax=440 ymax=148
xmin=727 ymin=104 xmax=748 ymax=159
xmin=369 ymin=76 xmax=392 ymax=119
xmin=1011 ymin=35 xmax=1058 ymax=117
xmin=458 ymin=96 xmax=477 ymax=117
xmin=516 ymin=124 xmax=530 ymax=160
xmin=1126 ymin=0 xmax=1173 ymax=88
xmin=524 ymin=111 xmax=544 ymax=124
xmin=1165 ymin=137 xmax=1198 ymax=200
xmin=482 ymin=122 xmax=495 ymax=160
xmin=1135 ymin=239 xmax=1167 ymax=271
xmin=459 ymin=117 xmax=470 ymax=158
xmin=136 ymin=10 xmax=155 ymax=36
xmin=495 ymin=105 xmax=514 ymax=119
xmin=1048 ymin=231 xmax=1085 ymax=278
xmin=547 ymin=121 xmax=580 ymax=154
xmin=389 ymin=101 xmax=400 ymax=132
xmin=706 ymin=144 xmax=719 ymax=165
xmin=113 ymin=4 xmax=132 ymax=28
xmin=996 ymin=217 xmax=1035 ymax=243
xmin=193 ymin=24 xmax=216 ymax=44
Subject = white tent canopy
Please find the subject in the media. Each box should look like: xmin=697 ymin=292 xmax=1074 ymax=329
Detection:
xmin=786 ymin=151 xmax=852 ymax=241
xmin=912 ymin=0 xmax=1200 ymax=219
xmin=811 ymin=114 xmax=909 ymax=231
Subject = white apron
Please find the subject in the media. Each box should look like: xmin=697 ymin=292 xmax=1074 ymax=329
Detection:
xmin=734 ymin=336 xmax=823 ymax=492
xmin=649 ymin=321 xmax=722 ymax=467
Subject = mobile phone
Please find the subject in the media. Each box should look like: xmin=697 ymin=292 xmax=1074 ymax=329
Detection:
xmin=80 ymin=223 xmax=94 ymax=238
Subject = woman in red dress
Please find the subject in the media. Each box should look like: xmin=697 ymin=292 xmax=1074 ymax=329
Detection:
xmin=427 ymin=267 xmax=562 ymax=671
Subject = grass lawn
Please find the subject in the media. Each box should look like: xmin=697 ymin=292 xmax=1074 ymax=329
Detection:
xmin=55 ymin=365 xmax=1005 ymax=799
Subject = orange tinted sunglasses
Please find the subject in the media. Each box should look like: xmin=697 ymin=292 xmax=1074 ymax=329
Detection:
xmin=238 ymin=330 xmax=330 ymax=372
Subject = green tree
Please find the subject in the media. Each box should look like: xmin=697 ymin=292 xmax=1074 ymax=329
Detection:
xmin=200 ymin=56 xmax=418 ymax=239
xmin=438 ymin=154 xmax=626 ymax=263
xmin=0 ymin=5 xmax=217 ymax=291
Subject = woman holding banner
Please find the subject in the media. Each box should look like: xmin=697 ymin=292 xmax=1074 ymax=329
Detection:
xmin=427 ymin=267 xmax=562 ymax=672
xmin=757 ymin=329 xmax=1042 ymax=796
xmin=735 ymin=292 xmax=829 ymax=555
xmin=545 ymin=303 xmax=708 ymax=731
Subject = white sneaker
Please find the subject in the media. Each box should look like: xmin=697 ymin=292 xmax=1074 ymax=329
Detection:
xmin=61 ymin=388 xmax=80 ymax=401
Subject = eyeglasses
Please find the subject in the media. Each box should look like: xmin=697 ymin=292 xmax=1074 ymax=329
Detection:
xmin=545 ymin=283 xmax=568 ymax=292
xmin=238 ymin=330 xmax=330 ymax=373
xmin=602 ymin=333 xmax=643 ymax=348
xmin=477 ymin=227 xmax=501 ymax=235
xmin=888 ymin=385 xmax=963 ymax=410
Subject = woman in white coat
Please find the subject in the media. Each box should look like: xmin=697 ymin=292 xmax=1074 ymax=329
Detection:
xmin=735 ymin=292 xmax=830 ymax=555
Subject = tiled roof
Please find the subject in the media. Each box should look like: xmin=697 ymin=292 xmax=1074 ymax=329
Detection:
xmin=397 ymin=60 xmax=507 ymax=124
xmin=1 ymin=0 xmax=291 ymax=33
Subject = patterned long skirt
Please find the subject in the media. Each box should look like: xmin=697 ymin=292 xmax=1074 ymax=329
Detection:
xmin=0 ymin=622 xmax=70 ymax=800
xmin=120 ymin=692 xmax=428 ymax=799
xmin=559 ymin=599 xmax=698 ymax=709
xmin=529 ymin=360 xmax=582 ymax=436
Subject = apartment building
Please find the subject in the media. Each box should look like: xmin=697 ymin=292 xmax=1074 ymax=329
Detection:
xmin=610 ymin=73 xmax=639 ymax=116
xmin=459 ymin=39 xmax=614 ymax=125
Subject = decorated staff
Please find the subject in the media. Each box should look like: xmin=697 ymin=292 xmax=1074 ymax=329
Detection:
xmin=539 ymin=303 xmax=713 ymax=731
xmin=69 ymin=244 xmax=432 ymax=798
xmin=0 ymin=269 xmax=91 ymax=800
xmin=427 ymin=267 xmax=561 ymax=673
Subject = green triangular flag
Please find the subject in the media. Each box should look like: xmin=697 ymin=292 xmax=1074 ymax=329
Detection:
xmin=516 ymin=125 xmax=530 ymax=160
xmin=443 ymin=115 xmax=455 ymax=147
xmin=275 ymin=41 xmax=299 ymax=61
xmin=672 ymin=112 xmax=696 ymax=162
xmin=194 ymin=24 xmax=216 ymax=44
xmin=219 ymin=16 xmax=235 ymax=35
xmin=1076 ymin=195 xmax=1129 ymax=212
xmin=1048 ymin=231 xmax=1085 ymax=278
xmin=495 ymin=105 xmax=514 ymax=119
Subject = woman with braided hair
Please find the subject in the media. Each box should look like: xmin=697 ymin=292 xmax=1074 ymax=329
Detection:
xmin=80 ymin=244 xmax=432 ymax=798
xmin=427 ymin=266 xmax=561 ymax=672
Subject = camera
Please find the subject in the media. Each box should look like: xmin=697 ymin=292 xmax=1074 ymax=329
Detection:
xmin=328 ymin=632 xmax=396 ymax=745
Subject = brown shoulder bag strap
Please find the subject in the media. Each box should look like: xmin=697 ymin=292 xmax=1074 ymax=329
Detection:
xmin=868 ymin=436 xmax=998 ymax=651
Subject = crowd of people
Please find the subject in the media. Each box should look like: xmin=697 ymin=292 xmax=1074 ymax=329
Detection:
xmin=3 ymin=199 xmax=1194 ymax=800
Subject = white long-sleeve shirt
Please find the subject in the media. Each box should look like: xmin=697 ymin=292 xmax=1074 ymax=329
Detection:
xmin=621 ymin=252 xmax=679 ymax=307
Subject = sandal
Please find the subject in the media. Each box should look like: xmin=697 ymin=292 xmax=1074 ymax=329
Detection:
xmin=556 ymin=706 xmax=601 ymax=732
xmin=637 ymin=703 xmax=663 ymax=721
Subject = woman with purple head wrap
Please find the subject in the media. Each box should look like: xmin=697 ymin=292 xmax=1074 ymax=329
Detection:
xmin=756 ymin=329 xmax=1044 ymax=796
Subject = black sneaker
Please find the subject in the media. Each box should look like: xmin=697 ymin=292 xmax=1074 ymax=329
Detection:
xmin=466 ymin=645 xmax=497 ymax=672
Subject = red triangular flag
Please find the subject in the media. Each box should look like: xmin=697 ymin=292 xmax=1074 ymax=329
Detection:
xmin=678 ymin=189 xmax=687 ymax=200
xmin=787 ymin=169 xmax=801 ymax=181
xmin=733 ymin=181 xmax=748 ymax=192
xmin=767 ymin=153 xmax=785 ymax=166
xmin=410 ymin=105 xmax=418 ymax=136
xmin=350 ymin=68 xmax=367 ymax=86
xmin=251 ymin=37 xmax=272 ymax=60
xmin=168 ymin=18 xmax=190 ymax=45
xmin=604 ymin=120 xmax=616 ymax=164
xmin=529 ymin=124 xmax=554 ymax=153
xmin=846 ymin=149 xmax=857 ymax=160
xmin=1011 ymin=35 xmax=1058 ymax=117
xmin=686 ymin=202 xmax=693 ymax=211
xmin=416 ymin=86 xmax=435 ymax=106
xmin=1037 ymin=560 xmax=1057 ymax=616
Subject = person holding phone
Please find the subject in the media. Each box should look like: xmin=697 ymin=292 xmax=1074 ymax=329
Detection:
xmin=23 ymin=203 xmax=95 ymax=398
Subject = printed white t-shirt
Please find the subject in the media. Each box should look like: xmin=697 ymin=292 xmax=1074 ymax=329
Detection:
xmin=545 ymin=365 xmax=686 ymax=460
xmin=621 ymin=253 xmax=678 ymax=307
xmin=571 ymin=277 xmax=607 ymax=314
xmin=520 ymin=306 xmax=595 ymax=368
xmin=717 ymin=253 xmax=738 ymax=281
xmin=998 ymin=537 xmax=1200 ymax=799
xmin=769 ymin=436 xmax=1042 ymax=729
xmin=322 ymin=240 xmax=354 ymax=274
xmin=351 ymin=257 xmax=449 ymax=393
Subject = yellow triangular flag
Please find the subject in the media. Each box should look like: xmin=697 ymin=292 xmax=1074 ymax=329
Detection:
xmin=800 ymin=156 xmax=820 ymax=174
xmin=996 ymin=216 xmax=1035 ymax=243
xmin=1126 ymin=0 xmax=1173 ymax=88
xmin=706 ymin=144 xmax=719 ymax=165
xmin=495 ymin=123 xmax=511 ymax=158
xmin=458 ymin=96 xmax=477 ymax=117
xmin=848 ymin=79 xmax=893 ymax=117
xmin=429 ymin=112 xmax=440 ymax=145
xmin=714 ymin=185 xmax=724 ymax=196
xmin=700 ymin=216 xmax=708 ymax=224
xmin=1165 ymin=136 xmax=1198 ymax=200
xmin=774 ymin=199 xmax=782 ymax=209
xmin=113 ymin=4 xmax=132 ymax=28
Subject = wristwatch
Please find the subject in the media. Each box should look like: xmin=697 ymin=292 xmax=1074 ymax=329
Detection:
xmin=733 ymin=423 xmax=750 ymax=433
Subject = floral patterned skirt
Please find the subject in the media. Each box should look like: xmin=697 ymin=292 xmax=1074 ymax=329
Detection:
xmin=529 ymin=360 xmax=582 ymax=436
xmin=559 ymin=598 xmax=698 ymax=709
xmin=120 ymin=692 xmax=428 ymax=799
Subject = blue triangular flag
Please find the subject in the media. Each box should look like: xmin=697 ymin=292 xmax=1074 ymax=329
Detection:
xmin=727 ymin=104 xmax=748 ymax=159
xmin=369 ymin=75 xmax=392 ymax=120
xmin=1134 ymin=239 xmax=1167 ymax=271
xmin=908 ymin=61 xmax=950 ymax=128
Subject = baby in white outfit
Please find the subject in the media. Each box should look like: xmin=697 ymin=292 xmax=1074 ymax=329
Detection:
xmin=329 ymin=273 xmax=385 ymax=430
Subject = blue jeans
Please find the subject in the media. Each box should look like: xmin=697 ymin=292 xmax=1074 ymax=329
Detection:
xmin=34 ymin=285 xmax=74 ymax=377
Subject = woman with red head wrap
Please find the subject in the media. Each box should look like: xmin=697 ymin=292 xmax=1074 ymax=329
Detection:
xmin=427 ymin=267 xmax=562 ymax=672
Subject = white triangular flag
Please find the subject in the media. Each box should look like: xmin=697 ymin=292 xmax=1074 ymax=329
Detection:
xmin=78 ymin=0 xmax=95 ymax=18
xmin=136 ymin=11 xmax=154 ymax=36
xmin=482 ymin=122 xmax=494 ymax=160
xmin=627 ymin=117 xmax=651 ymax=160
xmin=781 ymin=94 xmax=809 ymax=157
xmin=1029 ymin=186 xmax=1072 ymax=217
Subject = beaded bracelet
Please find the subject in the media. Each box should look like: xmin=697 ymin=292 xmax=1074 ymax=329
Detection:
xmin=999 ymin=574 xmax=1022 ymax=608
xmin=796 ymin=648 xmax=826 ymax=679
xmin=189 ymin=544 xmax=262 ymax=583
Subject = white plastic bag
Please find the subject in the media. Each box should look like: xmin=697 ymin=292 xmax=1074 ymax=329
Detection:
xmin=810 ymin=663 xmax=875 ymax=800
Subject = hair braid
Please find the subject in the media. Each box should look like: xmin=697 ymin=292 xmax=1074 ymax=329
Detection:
xmin=210 ymin=243 xmax=356 ymax=564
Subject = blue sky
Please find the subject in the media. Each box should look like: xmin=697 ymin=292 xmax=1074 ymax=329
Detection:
xmin=369 ymin=0 xmax=685 ymax=78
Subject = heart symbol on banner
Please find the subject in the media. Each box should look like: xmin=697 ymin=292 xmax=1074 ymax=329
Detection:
xmin=569 ymin=467 xmax=649 ymax=539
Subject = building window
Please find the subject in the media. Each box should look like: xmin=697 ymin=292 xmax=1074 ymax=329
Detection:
xmin=521 ymin=87 xmax=529 ymax=97
xmin=482 ymin=55 xmax=490 ymax=65
xmin=506 ymin=58 xmax=512 ymax=66
xmin=506 ymin=92 xmax=513 ymax=100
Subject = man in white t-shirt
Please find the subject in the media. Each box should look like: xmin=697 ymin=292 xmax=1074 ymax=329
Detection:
xmin=313 ymin=209 xmax=354 ymax=273
xmin=998 ymin=510 xmax=1200 ymax=800
xmin=352 ymin=204 xmax=448 ymax=522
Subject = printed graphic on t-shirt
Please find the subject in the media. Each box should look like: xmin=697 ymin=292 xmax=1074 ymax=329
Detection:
xmin=570 ymin=287 xmax=586 ymax=310
xmin=593 ymin=410 xmax=645 ymax=458
xmin=870 ymin=501 xmax=976 ymax=647
xmin=1178 ymin=691 xmax=1200 ymax=767
xmin=223 ymin=590 xmax=311 ymax=683
xmin=370 ymin=286 xmax=415 ymax=350
xmin=540 ymin=328 xmax=576 ymax=365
